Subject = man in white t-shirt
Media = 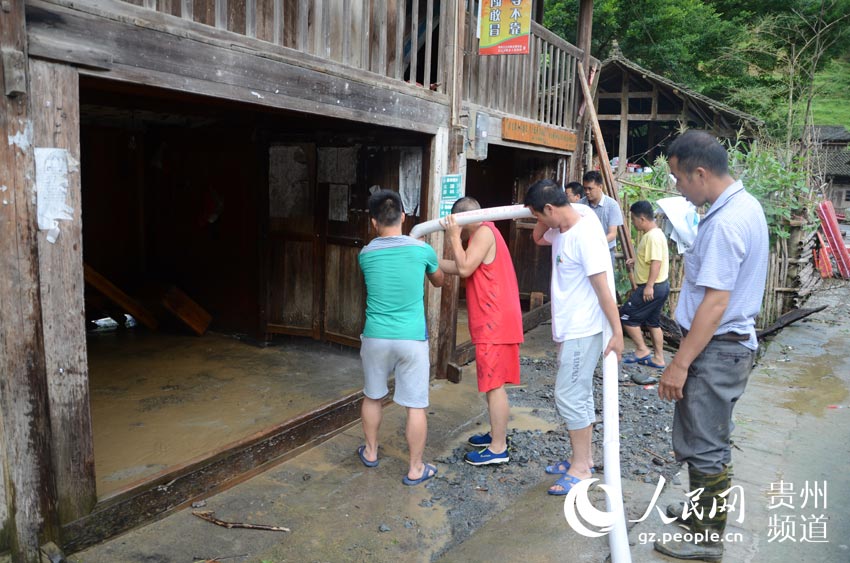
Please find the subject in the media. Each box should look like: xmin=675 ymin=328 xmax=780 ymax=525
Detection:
xmin=524 ymin=179 xmax=624 ymax=496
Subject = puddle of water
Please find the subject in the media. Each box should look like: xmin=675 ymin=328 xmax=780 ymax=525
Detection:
xmin=780 ymin=349 xmax=849 ymax=417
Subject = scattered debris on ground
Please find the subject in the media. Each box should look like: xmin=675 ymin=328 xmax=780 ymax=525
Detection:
xmin=422 ymin=347 xmax=680 ymax=555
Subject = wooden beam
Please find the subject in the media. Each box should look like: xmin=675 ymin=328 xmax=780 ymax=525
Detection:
xmin=597 ymin=113 xmax=683 ymax=121
xmin=83 ymin=264 xmax=158 ymax=329
xmin=597 ymin=91 xmax=655 ymax=99
xmin=25 ymin=2 xmax=450 ymax=134
xmin=60 ymin=389 xmax=373 ymax=553
xmin=618 ymin=69 xmax=628 ymax=175
xmin=29 ymin=59 xmax=97 ymax=526
xmin=577 ymin=62 xmax=636 ymax=290
xmin=0 ymin=1 xmax=60 ymax=559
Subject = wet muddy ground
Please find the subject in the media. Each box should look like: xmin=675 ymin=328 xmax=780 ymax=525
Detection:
xmin=411 ymin=331 xmax=680 ymax=555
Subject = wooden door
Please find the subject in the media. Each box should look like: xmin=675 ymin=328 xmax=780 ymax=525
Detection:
xmin=266 ymin=143 xmax=321 ymax=338
xmin=319 ymin=146 xmax=368 ymax=346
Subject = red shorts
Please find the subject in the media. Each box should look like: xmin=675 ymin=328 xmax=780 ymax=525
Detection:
xmin=475 ymin=343 xmax=521 ymax=392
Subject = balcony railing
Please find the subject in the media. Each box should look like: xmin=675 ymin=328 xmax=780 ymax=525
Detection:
xmin=120 ymin=0 xmax=447 ymax=93
xmin=463 ymin=16 xmax=584 ymax=129
xmin=119 ymin=1 xmax=586 ymax=128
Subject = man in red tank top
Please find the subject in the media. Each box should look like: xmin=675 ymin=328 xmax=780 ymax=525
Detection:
xmin=440 ymin=197 xmax=524 ymax=466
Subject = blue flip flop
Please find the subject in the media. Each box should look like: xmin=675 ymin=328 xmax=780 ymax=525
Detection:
xmin=636 ymin=357 xmax=666 ymax=369
xmin=548 ymin=474 xmax=583 ymax=496
xmin=403 ymin=463 xmax=437 ymax=486
xmin=623 ymin=352 xmax=652 ymax=364
xmin=357 ymin=445 xmax=379 ymax=468
xmin=544 ymin=460 xmax=596 ymax=475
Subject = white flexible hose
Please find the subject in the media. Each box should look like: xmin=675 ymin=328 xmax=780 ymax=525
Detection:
xmin=408 ymin=204 xmax=533 ymax=238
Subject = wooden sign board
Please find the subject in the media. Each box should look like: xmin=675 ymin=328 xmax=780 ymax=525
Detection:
xmin=502 ymin=118 xmax=577 ymax=151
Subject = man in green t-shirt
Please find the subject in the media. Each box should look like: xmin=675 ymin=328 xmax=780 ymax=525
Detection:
xmin=357 ymin=189 xmax=444 ymax=486
xmin=620 ymin=200 xmax=670 ymax=376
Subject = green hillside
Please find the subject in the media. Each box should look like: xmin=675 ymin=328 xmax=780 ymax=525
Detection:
xmin=811 ymin=57 xmax=850 ymax=129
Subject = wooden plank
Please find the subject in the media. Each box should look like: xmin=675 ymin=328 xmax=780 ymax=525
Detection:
xmin=27 ymin=33 xmax=114 ymax=70
xmin=372 ymin=0 xmax=386 ymax=74
xmin=393 ymin=0 xmax=404 ymax=78
xmin=194 ymin=0 xmax=214 ymax=25
xmin=598 ymin=91 xmax=655 ymax=99
xmin=312 ymin=0 xmax=324 ymax=57
xmin=215 ymin=0 xmax=226 ymax=29
xmin=452 ymin=302 xmax=552 ymax=367
xmin=618 ymin=69 xmax=629 ymax=175
xmin=597 ymin=113 xmax=683 ymax=121
xmin=160 ymin=285 xmax=213 ymax=335
xmin=26 ymin=2 xmax=451 ymax=132
xmin=61 ymin=390 xmax=374 ymax=552
xmin=245 ymin=0 xmax=256 ymax=38
xmin=296 ymin=0 xmax=308 ymax=51
xmin=181 ymin=0 xmax=193 ymax=20
xmin=577 ymin=62 xmax=637 ymax=289
xmin=29 ymin=59 xmax=96 ymax=526
xmin=501 ymin=117 xmax=577 ymax=151
xmin=227 ymin=0 xmax=246 ymax=36
xmin=423 ymin=0 xmax=433 ymax=87
xmin=255 ymin=0 xmax=274 ymax=42
xmin=549 ymin=47 xmax=564 ymax=125
xmin=143 ymin=0 xmax=156 ymax=9
xmin=343 ymin=0 xmax=352 ymax=65
xmin=83 ymin=264 xmax=158 ymax=329
xmin=359 ymin=0 xmax=371 ymax=70
xmin=435 ymin=0 xmax=446 ymax=92
xmin=560 ymin=54 xmax=572 ymax=128
xmin=272 ymin=0 xmax=282 ymax=44
xmin=0 ymin=3 xmax=59 ymax=559
xmin=408 ymin=0 xmax=419 ymax=84
xmin=530 ymin=20 xmax=584 ymax=60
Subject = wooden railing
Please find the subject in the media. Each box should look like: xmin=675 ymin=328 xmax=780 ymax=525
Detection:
xmin=119 ymin=0 xmax=448 ymax=93
xmin=463 ymin=17 xmax=584 ymax=129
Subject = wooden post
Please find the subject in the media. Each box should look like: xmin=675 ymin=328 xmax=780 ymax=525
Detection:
xmin=0 ymin=1 xmax=61 ymax=559
xmin=569 ymin=0 xmax=594 ymax=181
xmin=618 ymin=69 xmax=629 ymax=175
xmin=434 ymin=0 xmax=466 ymax=381
xmin=29 ymin=59 xmax=97 ymax=525
xmin=577 ymin=62 xmax=637 ymax=290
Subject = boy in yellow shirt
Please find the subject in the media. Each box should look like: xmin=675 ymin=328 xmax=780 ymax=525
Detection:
xmin=621 ymin=200 xmax=670 ymax=374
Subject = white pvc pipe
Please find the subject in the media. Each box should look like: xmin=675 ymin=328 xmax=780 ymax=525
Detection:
xmin=602 ymin=344 xmax=632 ymax=562
xmin=408 ymin=204 xmax=533 ymax=238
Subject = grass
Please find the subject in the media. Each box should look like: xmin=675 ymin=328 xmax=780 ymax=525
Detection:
xmin=811 ymin=56 xmax=850 ymax=129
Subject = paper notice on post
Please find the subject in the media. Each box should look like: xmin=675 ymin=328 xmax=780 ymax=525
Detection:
xmin=35 ymin=148 xmax=75 ymax=243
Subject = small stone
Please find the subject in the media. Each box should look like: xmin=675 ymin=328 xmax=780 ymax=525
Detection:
xmin=419 ymin=499 xmax=433 ymax=508
xmin=302 ymin=473 xmax=311 ymax=481
xmin=191 ymin=500 xmax=207 ymax=508
xmin=378 ymin=524 xmax=391 ymax=533
xmin=652 ymin=458 xmax=664 ymax=466
xmin=404 ymin=520 xmax=415 ymax=528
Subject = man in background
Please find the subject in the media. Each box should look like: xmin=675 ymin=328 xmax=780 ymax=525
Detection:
xmin=581 ymin=170 xmax=624 ymax=265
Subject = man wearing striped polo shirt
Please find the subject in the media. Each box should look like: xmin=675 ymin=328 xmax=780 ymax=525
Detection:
xmin=654 ymin=131 xmax=768 ymax=561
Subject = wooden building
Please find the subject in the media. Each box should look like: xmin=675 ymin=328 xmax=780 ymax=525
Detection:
xmin=0 ymin=0 xmax=596 ymax=559
xmin=596 ymin=43 xmax=762 ymax=175
xmin=811 ymin=125 xmax=850 ymax=214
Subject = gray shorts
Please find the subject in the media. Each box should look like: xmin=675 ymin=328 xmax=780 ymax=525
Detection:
xmin=360 ymin=336 xmax=430 ymax=408
xmin=555 ymin=332 xmax=603 ymax=430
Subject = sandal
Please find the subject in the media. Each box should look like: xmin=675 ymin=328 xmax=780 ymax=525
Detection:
xmin=548 ymin=474 xmax=583 ymax=496
xmin=357 ymin=445 xmax=379 ymax=468
xmin=545 ymin=460 xmax=596 ymax=475
xmin=403 ymin=463 xmax=437 ymax=486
